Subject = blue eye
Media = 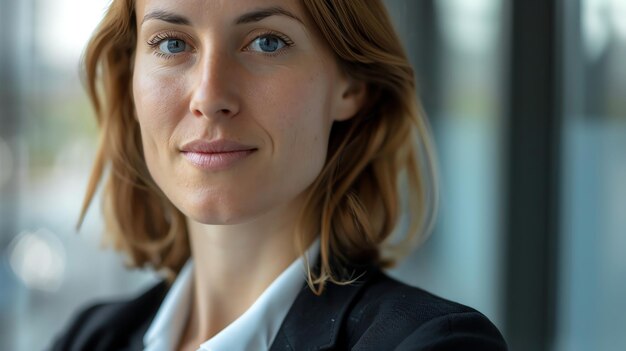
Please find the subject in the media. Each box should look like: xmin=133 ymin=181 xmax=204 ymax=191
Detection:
xmin=158 ymin=39 xmax=188 ymax=54
xmin=248 ymin=35 xmax=287 ymax=53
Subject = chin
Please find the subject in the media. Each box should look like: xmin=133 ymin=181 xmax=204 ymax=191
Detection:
xmin=180 ymin=201 xmax=261 ymax=226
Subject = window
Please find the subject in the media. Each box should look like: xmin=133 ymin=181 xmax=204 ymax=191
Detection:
xmin=556 ymin=0 xmax=626 ymax=349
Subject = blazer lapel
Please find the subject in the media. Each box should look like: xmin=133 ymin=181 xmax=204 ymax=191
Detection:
xmin=270 ymin=267 xmax=375 ymax=351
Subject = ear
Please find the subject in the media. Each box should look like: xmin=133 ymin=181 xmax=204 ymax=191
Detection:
xmin=333 ymin=77 xmax=367 ymax=122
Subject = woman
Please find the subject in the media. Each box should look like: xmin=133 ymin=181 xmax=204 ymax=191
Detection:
xmin=52 ymin=0 xmax=507 ymax=350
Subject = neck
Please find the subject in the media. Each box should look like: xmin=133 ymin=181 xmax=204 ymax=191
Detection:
xmin=182 ymin=200 xmax=306 ymax=344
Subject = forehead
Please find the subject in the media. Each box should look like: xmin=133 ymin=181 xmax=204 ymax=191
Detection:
xmin=134 ymin=0 xmax=310 ymax=27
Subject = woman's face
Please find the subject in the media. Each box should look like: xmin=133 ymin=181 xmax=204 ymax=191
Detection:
xmin=133 ymin=0 xmax=363 ymax=224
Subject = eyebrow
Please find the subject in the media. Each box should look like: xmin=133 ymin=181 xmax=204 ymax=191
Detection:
xmin=141 ymin=6 xmax=303 ymax=26
xmin=235 ymin=6 xmax=304 ymax=25
xmin=141 ymin=10 xmax=191 ymax=26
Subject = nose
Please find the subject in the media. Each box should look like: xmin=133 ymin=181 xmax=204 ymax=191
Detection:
xmin=189 ymin=49 xmax=240 ymax=120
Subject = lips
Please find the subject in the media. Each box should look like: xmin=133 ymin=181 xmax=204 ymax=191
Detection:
xmin=179 ymin=139 xmax=257 ymax=171
xmin=180 ymin=139 xmax=257 ymax=153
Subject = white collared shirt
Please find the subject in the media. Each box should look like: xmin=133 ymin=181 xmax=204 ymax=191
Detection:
xmin=143 ymin=239 xmax=320 ymax=351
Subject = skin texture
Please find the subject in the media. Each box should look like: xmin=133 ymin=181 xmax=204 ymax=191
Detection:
xmin=132 ymin=0 xmax=365 ymax=349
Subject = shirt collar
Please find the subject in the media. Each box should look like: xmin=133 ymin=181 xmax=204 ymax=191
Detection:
xmin=143 ymin=259 xmax=194 ymax=351
xmin=144 ymin=238 xmax=320 ymax=351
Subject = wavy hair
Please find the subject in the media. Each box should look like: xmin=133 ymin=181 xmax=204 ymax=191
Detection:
xmin=79 ymin=0 xmax=438 ymax=293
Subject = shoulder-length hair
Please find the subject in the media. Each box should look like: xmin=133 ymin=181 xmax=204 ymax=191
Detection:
xmin=79 ymin=0 xmax=438 ymax=294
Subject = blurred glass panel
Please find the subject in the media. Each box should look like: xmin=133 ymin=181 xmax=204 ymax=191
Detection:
xmin=385 ymin=0 xmax=506 ymax=330
xmin=556 ymin=0 xmax=626 ymax=350
xmin=0 ymin=1 xmax=156 ymax=351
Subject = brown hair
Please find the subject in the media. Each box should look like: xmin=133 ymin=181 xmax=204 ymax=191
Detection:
xmin=79 ymin=0 xmax=438 ymax=293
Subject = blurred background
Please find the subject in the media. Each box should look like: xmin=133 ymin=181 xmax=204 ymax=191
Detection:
xmin=0 ymin=0 xmax=624 ymax=350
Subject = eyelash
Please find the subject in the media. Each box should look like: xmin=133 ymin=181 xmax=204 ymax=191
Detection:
xmin=146 ymin=30 xmax=295 ymax=59
xmin=146 ymin=31 xmax=193 ymax=59
xmin=244 ymin=30 xmax=295 ymax=57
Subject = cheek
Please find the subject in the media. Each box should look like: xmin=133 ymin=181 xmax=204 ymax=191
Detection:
xmin=294 ymin=75 xmax=333 ymax=149
xmin=260 ymin=69 xmax=334 ymax=176
xmin=132 ymin=67 xmax=187 ymax=175
xmin=133 ymin=70 xmax=186 ymax=130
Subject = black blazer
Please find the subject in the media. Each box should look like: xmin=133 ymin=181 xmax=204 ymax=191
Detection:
xmin=51 ymin=266 xmax=507 ymax=350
